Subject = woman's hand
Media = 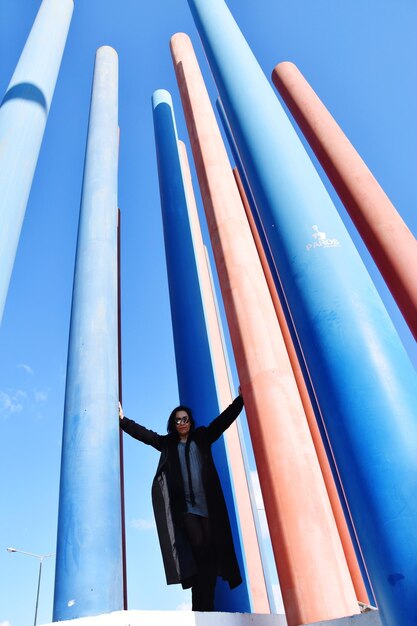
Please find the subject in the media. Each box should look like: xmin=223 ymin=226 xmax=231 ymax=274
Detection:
xmin=119 ymin=401 xmax=124 ymax=421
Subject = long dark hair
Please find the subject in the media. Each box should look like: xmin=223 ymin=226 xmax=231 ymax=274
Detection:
xmin=167 ymin=405 xmax=195 ymax=436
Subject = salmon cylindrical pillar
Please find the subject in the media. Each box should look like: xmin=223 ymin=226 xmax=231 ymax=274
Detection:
xmin=152 ymin=89 xmax=251 ymax=612
xmin=0 ymin=0 xmax=73 ymax=324
xmin=179 ymin=140 xmax=270 ymax=613
xmin=53 ymin=47 xmax=122 ymax=621
xmin=272 ymin=61 xmax=417 ymax=341
xmin=185 ymin=2 xmax=417 ymax=624
xmin=170 ymin=33 xmax=359 ymax=626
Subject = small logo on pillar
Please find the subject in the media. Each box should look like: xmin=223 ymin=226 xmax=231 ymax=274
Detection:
xmin=306 ymin=225 xmax=340 ymax=251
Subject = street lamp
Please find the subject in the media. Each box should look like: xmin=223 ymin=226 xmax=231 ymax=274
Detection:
xmin=6 ymin=547 xmax=55 ymax=626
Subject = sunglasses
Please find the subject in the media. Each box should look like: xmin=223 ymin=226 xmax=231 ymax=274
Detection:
xmin=174 ymin=415 xmax=190 ymax=425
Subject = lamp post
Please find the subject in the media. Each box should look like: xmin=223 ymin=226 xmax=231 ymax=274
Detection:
xmin=7 ymin=547 xmax=55 ymax=626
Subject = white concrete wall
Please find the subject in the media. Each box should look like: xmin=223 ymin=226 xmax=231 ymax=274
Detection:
xmin=41 ymin=609 xmax=381 ymax=626
xmin=42 ymin=611 xmax=285 ymax=626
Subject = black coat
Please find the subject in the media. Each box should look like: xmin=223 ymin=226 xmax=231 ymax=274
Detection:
xmin=120 ymin=396 xmax=244 ymax=590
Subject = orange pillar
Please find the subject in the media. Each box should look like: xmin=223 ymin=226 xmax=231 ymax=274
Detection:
xmin=233 ymin=167 xmax=370 ymax=606
xmin=179 ymin=141 xmax=270 ymax=613
xmin=272 ymin=61 xmax=417 ymax=341
xmin=171 ymin=33 xmax=359 ymax=626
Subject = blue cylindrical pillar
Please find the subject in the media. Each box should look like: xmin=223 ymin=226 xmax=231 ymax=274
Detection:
xmin=187 ymin=1 xmax=417 ymax=624
xmin=217 ymin=96 xmax=375 ymax=606
xmin=0 ymin=0 xmax=73 ymax=324
xmin=53 ymin=47 xmax=122 ymax=621
xmin=152 ymin=88 xmax=251 ymax=612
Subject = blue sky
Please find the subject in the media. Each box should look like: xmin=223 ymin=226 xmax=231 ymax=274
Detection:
xmin=1 ymin=1 xmax=416 ymax=625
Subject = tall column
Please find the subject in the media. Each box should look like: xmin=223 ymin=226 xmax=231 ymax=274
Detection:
xmin=217 ymin=98 xmax=373 ymax=605
xmin=170 ymin=33 xmax=359 ymax=626
xmin=152 ymin=89 xmax=251 ymax=612
xmin=272 ymin=61 xmax=417 ymax=341
xmin=0 ymin=0 xmax=73 ymax=324
xmin=185 ymin=2 xmax=417 ymax=624
xmin=233 ymin=167 xmax=370 ymax=606
xmin=178 ymin=140 xmax=270 ymax=613
xmin=53 ymin=47 xmax=122 ymax=621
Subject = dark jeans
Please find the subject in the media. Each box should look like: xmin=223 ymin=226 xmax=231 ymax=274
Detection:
xmin=183 ymin=513 xmax=217 ymax=611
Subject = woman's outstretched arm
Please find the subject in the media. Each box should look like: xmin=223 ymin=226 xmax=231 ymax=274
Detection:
xmin=119 ymin=402 xmax=165 ymax=451
xmin=205 ymin=390 xmax=244 ymax=444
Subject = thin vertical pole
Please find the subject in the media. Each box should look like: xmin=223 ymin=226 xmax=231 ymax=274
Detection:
xmin=117 ymin=208 xmax=128 ymax=610
xmin=53 ymin=47 xmax=122 ymax=621
xmin=0 ymin=0 xmax=73 ymax=324
xmin=34 ymin=558 xmax=42 ymax=626
xmin=170 ymin=32 xmax=359 ymax=625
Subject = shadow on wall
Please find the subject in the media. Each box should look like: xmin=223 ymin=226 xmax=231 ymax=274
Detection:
xmin=1 ymin=82 xmax=48 ymax=113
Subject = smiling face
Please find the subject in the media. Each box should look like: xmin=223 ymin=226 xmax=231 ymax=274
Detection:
xmin=174 ymin=409 xmax=191 ymax=440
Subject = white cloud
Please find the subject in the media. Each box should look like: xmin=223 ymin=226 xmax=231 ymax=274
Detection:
xmin=176 ymin=602 xmax=192 ymax=611
xmin=17 ymin=363 xmax=34 ymax=375
xmin=131 ymin=518 xmax=156 ymax=531
xmin=0 ymin=620 xmax=12 ymax=626
xmin=0 ymin=390 xmax=26 ymax=415
xmin=34 ymin=391 xmax=48 ymax=402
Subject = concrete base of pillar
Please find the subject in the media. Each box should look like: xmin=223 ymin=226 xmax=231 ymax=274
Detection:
xmin=41 ymin=608 xmax=381 ymax=626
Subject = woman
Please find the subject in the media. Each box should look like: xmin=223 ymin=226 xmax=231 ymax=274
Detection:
xmin=119 ymin=391 xmax=244 ymax=611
